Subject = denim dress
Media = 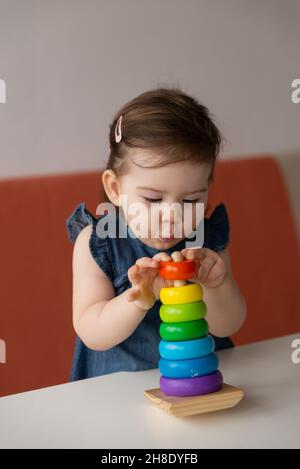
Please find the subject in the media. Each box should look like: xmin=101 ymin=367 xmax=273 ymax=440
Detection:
xmin=66 ymin=202 xmax=234 ymax=382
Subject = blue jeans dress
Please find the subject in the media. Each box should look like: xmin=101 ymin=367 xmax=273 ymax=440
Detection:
xmin=66 ymin=202 xmax=234 ymax=381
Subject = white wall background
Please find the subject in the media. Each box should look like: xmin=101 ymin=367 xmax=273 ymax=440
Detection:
xmin=0 ymin=0 xmax=299 ymax=178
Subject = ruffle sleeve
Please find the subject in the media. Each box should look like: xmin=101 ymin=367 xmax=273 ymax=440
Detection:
xmin=204 ymin=203 xmax=230 ymax=252
xmin=66 ymin=202 xmax=96 ymax=244
xmin=66 ymin=202 xmax=113 ymax=280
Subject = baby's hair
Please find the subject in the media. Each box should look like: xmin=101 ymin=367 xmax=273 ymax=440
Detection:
xmin=103 ymin=86 xmax=223 ymax=203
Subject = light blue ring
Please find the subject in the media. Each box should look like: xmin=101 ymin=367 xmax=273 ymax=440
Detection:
xmin=159 ymin=335 xmax=215 ymax=360
xmin=159 ymin=353 xmax=219 ymax=379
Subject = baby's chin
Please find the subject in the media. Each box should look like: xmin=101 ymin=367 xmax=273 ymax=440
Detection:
xmin=142 ymin=236 xmax=185 ymax=251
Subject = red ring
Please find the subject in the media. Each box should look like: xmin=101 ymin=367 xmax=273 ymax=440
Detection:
xmin=159 ymin=259 xmax=197 ymax=280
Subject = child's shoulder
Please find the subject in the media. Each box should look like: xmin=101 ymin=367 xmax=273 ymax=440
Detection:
xmin=73 ymin=223 xmax=93 ymax=251
xmin=66 ymin=202 xmax=113 ymax=279
xmin=72 ymin=223 xmax=99 ymax=273
xmin=66 ymin=202 xmax=97 ymax=244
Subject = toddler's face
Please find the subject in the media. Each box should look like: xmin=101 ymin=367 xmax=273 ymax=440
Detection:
xmin=115 ymin=151 xmax=211 ymax=250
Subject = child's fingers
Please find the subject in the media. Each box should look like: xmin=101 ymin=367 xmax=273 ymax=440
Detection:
xmin=127 ymin=265 xmax=141 ymax=285
xmin=198 ymin=256 xmax=218 ymax=282
xmin=152 ymin=252 xmax=172 ymax=262
xmin=136 ymin=257 xmax=159 ymax=269
xmin=152 ymin=253 xmax=173 ymax=287
xmin=178 ymin=248 xmax=200 ymax=273
xmin=181 ymin=247 xmax=208 ymax=261
xmin=128 ymin=261 xmax=157 ymax=288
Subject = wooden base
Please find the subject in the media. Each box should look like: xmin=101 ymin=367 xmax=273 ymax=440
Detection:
xmin=144 ymin=383 xmax=244 ymax=417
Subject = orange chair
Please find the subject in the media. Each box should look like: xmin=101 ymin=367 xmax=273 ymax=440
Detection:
xmin=208 ymin=156 xmax=300 ymax=346
xmin=0 ymin=155 xmax=299 ymax=397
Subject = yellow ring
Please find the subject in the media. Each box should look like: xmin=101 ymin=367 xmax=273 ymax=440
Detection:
xmin=160 ymin=283 xmax=203 ymax=305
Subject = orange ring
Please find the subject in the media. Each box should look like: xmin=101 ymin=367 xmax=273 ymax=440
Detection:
xmin=159 ymin=259 xmax=197 ymax=280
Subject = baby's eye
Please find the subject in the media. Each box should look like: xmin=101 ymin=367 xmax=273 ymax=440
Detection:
xmin=143 ymin=197 xmax=162 ymax=203
xmin=142 ymin=197 xmax=202 ymax=204
xmin=182 ymin=199 xmax=202 ymax=203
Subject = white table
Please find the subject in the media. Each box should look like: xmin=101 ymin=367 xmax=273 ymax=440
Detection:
xmin=0 ymin=334 xmax=299 ymax=449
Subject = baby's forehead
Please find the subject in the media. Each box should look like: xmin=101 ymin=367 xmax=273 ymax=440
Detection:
xmin=123 ymin=158 xmax=211 ymax=188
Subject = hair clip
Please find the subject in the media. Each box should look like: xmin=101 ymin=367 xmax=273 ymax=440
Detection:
xmin=115 ymin=115 xmax=123 ymax=143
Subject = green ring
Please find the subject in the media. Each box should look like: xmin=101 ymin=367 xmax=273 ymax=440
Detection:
xmin=159 ymin=319 xmax=209 ymax=341
xmin=159 ymin=301 xmax=207 ymax=323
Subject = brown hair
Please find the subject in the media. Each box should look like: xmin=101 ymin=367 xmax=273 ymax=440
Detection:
xmin=103 ymin=86 xmax=223 ymax=203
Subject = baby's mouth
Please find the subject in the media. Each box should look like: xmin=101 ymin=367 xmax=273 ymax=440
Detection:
xmin=159 ymin=233 xmax=175 ymax=242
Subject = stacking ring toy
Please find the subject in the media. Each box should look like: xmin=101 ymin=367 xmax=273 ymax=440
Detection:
xmin=159 ymin=259 xmax=197 ymax=280
xmin=159 ymin=353 xmax=219 ymax=378
xmin=160 ymin=370 xmax=223 ymax=397
xmin=160 ymin=283 xmax=203 ymax=305
xmin=159 ymin=301 xmax=206 ymax=323
xmin=159 ymin=335 xmax=215 ymax=360
xmin=160 ymin=319 xmax=209 ymax=341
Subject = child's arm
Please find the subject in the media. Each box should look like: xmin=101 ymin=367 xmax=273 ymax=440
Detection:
xmin=72 ymin=225 xmax=168 ymax=351
xmin=181 ymin=247 xmax=247 ymax=338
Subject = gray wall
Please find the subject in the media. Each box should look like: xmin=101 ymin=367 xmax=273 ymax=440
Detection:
xmin=0 ymin=0 xmax=300 ymax=178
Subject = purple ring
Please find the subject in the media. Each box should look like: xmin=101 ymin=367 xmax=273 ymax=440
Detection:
xmin=160 ymin=370 xmax=223 ymax=397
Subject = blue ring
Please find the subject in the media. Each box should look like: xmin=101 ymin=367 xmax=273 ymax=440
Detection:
xmin=159 ymin=353 xmax=219 ymax=379
xmin=159 ymin=335 xmax=215 ymax=360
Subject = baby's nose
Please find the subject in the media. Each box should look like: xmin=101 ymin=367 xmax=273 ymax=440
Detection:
xmin=160 ymin=203 xmax=182 ymax=223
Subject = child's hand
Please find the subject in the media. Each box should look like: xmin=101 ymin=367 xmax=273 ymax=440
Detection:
xmin=181 ymin=247 xmax=228 ymax=288
xmin=126 ymin=253 xmax=173 ymax=310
